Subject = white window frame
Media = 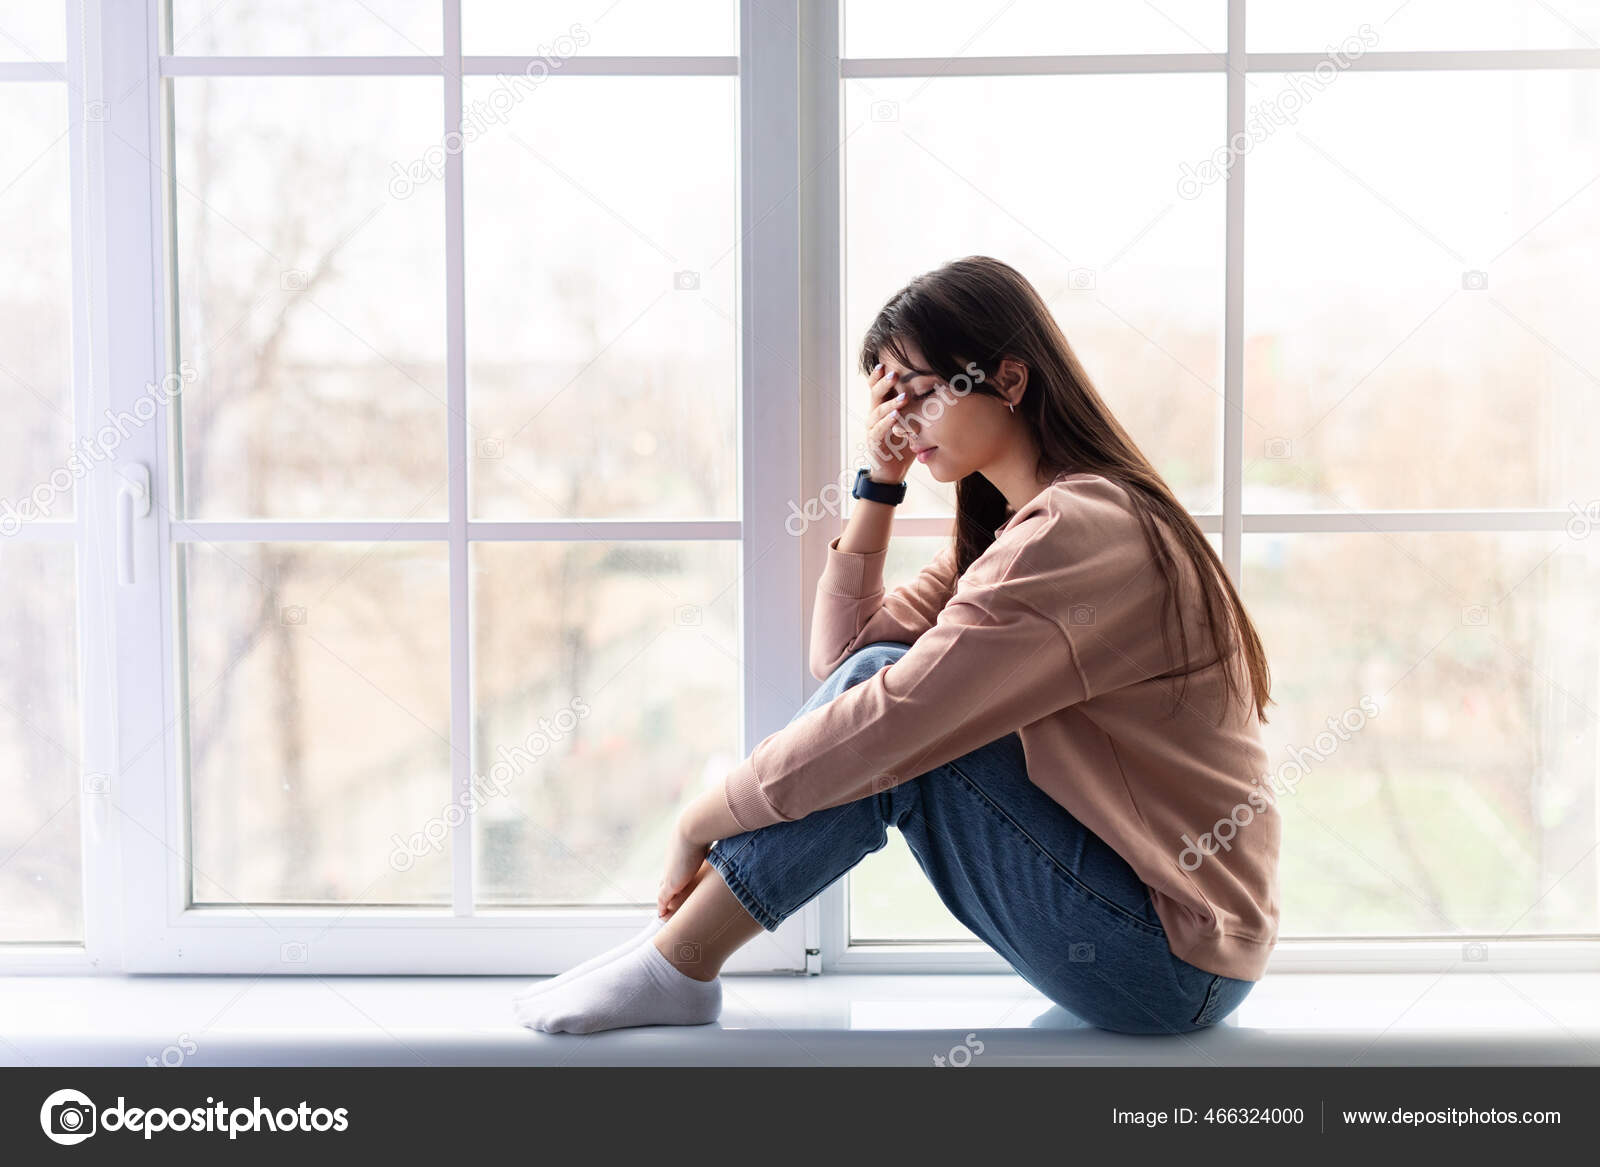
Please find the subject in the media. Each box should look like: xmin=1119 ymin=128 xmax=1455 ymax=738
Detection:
xmin=2 ymin=0 xmax=128 ymax=975
xmin=6 ymin=0 xmax=1599 ymax=977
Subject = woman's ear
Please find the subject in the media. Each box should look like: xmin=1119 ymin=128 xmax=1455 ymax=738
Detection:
xmin=995 ymin=356 xmax=1028 ymax=408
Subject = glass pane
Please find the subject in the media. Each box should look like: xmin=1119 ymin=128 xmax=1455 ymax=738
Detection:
xmin=1249 ymin=0 xmax=1594 ymax=52
xmin=846 ymin=1 xmax=1224 ymax=57
xmin=852 ymin=827 xmax=983 ymax=942
xmin=168 ymin=0 xmax=440 ymax=55
xmin=171 ymin=77 xmax=447 ymax=520
xmin=1246 ymin=531 xmax=1600 ymax=936
xmin=1243 ymin=70 xmax=1600 ymax=511
xmin=465 ymin=76 xmax=736 ymax=519
xmin=0 ymin=544 xmax=80 ymax=942
xmin=183 ymin=542 xmax=452 ymax=905
xmin=0 ymin=4 xmax=65 ymax=60
xmin=0 ymin=84 xmax=73 ymax=521
xmin=463 ymin=1 xmax=736 ymax=56
xmin=846 ymin=74 xmax=1225 ymax=516
xmin=473 ymin=540 xmax=741 ymax=905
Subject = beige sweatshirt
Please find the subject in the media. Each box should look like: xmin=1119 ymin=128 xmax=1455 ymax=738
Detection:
xmin=721 ymin=472 xmax=1280 ymax=981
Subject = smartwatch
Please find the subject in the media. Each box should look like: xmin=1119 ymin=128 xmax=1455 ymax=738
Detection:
xmin=852 ymin=466 xmax=908 ymax=506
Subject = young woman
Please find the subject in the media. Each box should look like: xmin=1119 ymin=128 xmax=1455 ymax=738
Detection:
xmin=514 ymin=256 xmax=1279 ymax=1037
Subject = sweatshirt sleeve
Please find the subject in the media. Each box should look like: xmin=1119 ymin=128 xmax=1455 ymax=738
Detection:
xmin=808 ymin=534 xmax=960 ymax=682
xmin=724 ymin=532 xmax=1091 ymax=832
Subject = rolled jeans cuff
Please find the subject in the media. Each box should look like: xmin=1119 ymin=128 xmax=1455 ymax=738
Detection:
xmin=706 ymin=839 xmax=783 ymax=931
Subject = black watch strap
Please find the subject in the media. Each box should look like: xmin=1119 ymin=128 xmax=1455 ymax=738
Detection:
xmin=852 ymin=466 xmax=907 ymax=506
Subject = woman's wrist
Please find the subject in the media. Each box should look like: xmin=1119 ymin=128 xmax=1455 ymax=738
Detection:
xmin=678 ymin=785 xmax=745 ymax=848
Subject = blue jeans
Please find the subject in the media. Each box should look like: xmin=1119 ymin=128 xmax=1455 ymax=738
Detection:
xmin=706 ymin=641 xmax=1256 ymax=1035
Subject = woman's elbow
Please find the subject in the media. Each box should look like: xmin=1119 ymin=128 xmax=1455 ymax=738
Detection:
xmin=809 ymin=642 xmax=844 ymax=682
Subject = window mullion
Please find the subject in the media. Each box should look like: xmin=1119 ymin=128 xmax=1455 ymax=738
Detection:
xmin=62 ymin=0 xmax=116 ymax=975
xmin=443 ymin=0 xmax=472 ymax=918
xmin=798 ymin=0 xmax=851 ymax=973
xmin=91 ymin=0 xmax=182 ymax=971
xmin=738 ymin=0 xmax=809 ymax=971
xmin=1221 ymin=0 xmax=1245 ymax=587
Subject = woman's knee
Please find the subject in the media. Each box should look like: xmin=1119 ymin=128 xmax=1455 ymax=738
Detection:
xmin=831 ymin=640 xmax=910 ymax=686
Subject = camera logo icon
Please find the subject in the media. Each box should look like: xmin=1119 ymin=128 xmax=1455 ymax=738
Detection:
xmin=673 ymin=270 xmax=700 ymax=291
xmin=40 ymin=1088 xmax=97 ymax=1145
xmin=1461 ymin=270 xmax=1488 ymax=291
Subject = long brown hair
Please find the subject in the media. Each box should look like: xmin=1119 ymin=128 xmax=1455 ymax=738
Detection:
xmin=858 ymin=255 xmax=1273 ymax=726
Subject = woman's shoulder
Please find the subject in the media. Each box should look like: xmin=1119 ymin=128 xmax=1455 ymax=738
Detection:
xmin=970 ymin=474 xmax=1141 ymax=581
xmin=1045 ymin=471 xmax=1136 ymax=510
xmin=969 ymin=475 xmax=1164 ymax=612
xmin=998 ymin=472 xmax=1138 ymax=538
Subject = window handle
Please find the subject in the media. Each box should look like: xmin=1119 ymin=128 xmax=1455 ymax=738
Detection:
xmin=116 ymin=463 xmax=151 ymax=586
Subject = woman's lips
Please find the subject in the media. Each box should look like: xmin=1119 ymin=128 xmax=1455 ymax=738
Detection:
xmin=915 ymin=447 xmax=937 ymax=462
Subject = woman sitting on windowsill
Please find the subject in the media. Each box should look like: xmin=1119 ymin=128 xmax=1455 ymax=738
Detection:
xmin=512 ymin=254 xmax=1278 ymax=1037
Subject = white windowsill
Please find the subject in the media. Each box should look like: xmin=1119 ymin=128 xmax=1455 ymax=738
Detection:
xmin=4 ymin=971 xmax=1600 ymax=1066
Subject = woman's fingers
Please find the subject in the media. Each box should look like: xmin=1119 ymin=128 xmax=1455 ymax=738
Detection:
xmin=874 ymin=367 xmax=899 ymax=406
xmin=875 ymin=371 xmax=908 ymax=428
xmin=869 ymin=375 xmax=903 ymax=433
xmin=874 ymin=398 xmax=911 ymax=454
xmin=867 ymin=363 xmax=902 ymax=408
xmin=658 ymin=858 xmax=716 ymax=920
xmin=863 ymin=362 xmax=913 ymax=480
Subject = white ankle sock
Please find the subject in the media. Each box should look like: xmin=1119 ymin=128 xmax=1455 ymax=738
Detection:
xmin=513 ymin=937 xmax=721 ymax=1035
xmin=513 ymin=915 xmax=667 ymax=1003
